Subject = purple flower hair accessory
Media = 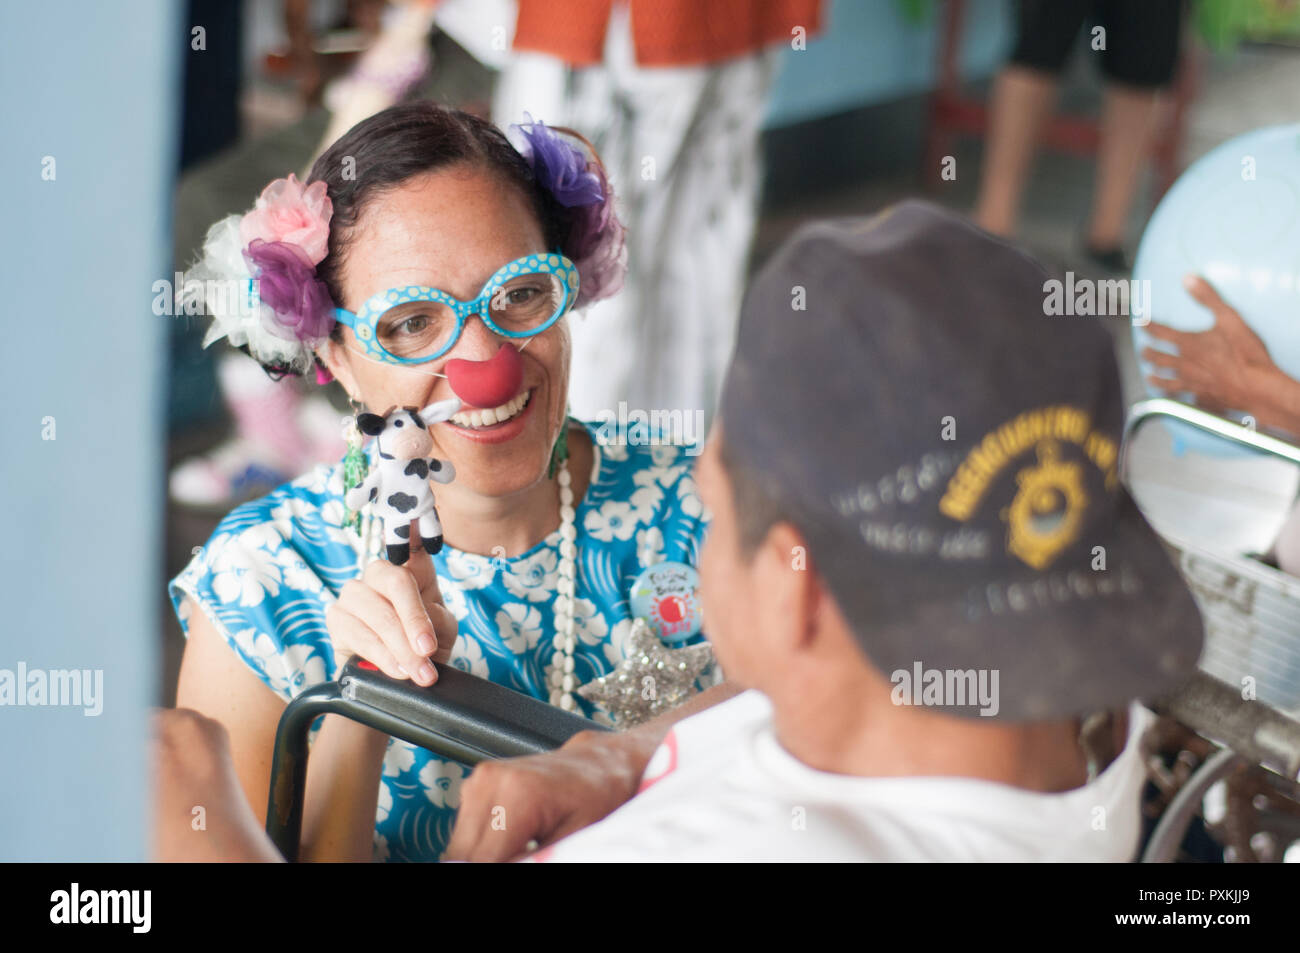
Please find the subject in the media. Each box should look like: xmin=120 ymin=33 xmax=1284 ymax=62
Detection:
xmin=566 ymin=160 xmax=626 ymax=307
xmin=243 ymin=239 xmax=335 ymax=346
xmin=514 ymin=116 xmax=605 ymax=208
xmin=512 ymin=115 xmax=627 ymax=308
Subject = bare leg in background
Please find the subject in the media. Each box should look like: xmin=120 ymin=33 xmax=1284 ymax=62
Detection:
xmin=1085 ymin=82 xmax=1163 ymax=250
xmin=972 ymin=66 xmax=1059 ymax=238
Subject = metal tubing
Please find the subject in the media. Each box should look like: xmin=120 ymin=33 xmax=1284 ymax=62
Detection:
xmin=1142 ymin=747 xmax=1242 ymax=863
xmin=265 ymin=659 xmax=605 ymax=861
xmin=1122 ymin=398 xmax=1300 ymax=482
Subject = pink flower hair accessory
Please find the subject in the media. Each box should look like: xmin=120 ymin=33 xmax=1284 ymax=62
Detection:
xmin=237 ymin=174 xmax=335 ymax=366
xmin=239 ymin=173 xmax=333 ymax=265
xmin=184 ymin=172 xmax=338 ymax=378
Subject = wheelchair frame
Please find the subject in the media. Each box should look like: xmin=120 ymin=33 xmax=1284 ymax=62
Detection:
xmin=1123 ymin=398 xmax=1300 ymax=861
xmin=265 ymin=657 xmax=606 ymax=861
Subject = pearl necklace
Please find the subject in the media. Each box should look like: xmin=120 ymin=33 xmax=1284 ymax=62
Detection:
xmin=547 ymin=458 xmax=579 ymax=711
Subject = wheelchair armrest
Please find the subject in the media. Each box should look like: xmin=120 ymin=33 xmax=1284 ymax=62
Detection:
xmin=266 ymin=657 xmax=608 ymax=860
xmin=1163 ymin=670 xmax=1300 ymax=780
xmin=1121 ymin=397 xmax=1300 ymax=482
xmin=1139 ymin=673 xmax=1300 ymax=862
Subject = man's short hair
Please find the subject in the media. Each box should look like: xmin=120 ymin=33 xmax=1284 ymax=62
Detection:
xmin=718 ymin=431 xmax=788 ymax=560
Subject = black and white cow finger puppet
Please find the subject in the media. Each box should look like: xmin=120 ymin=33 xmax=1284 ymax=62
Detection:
xmin=344 ymin=398 xmax=460 ymax=565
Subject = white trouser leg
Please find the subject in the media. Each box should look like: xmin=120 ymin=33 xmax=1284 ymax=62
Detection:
xmin=493 ymin=9 xmax=781 ymax=431
xmin=566 ymin=11 xmax=781 ymax=428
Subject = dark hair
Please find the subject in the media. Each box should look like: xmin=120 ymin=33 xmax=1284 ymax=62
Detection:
xmin=300 ymin=102 xmax=577 ymax=379
xmin=718 ymin=431 xmax=790 ymax=560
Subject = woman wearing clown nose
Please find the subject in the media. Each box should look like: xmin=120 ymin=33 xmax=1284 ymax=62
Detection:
xmin=168 ymin=103 xmax=726 ymax=862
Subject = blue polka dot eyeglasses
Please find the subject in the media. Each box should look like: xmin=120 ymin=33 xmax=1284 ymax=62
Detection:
xmin=333 ymin=252 xmax=580 ymax=365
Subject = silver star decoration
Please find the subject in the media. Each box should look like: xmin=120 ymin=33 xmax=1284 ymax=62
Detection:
xmin=577 ymin=618 xmax=714 ymax=728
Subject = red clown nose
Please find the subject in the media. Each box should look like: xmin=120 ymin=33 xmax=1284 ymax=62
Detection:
xmin=445 ymin=343 xmax=524 ymax=409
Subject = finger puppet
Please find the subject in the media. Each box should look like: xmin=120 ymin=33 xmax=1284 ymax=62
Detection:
xmin=343 ymin=398 xmax=461 ymax=564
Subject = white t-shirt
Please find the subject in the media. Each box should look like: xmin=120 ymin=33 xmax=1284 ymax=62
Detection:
xmin=534 ymin=690 xmax=1154 ymax=862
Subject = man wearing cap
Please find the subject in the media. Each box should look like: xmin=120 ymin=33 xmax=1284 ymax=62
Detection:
xmin=446 ymin=200 xmax=1204 ymax=862
xmin=154 ymin=201 xmax=1203 ymax=862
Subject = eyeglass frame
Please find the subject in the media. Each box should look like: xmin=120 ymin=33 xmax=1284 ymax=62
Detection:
xmin=332 ymin=251 xmax=581 ymax=365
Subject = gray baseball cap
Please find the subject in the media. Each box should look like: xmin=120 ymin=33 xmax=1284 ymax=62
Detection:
xmin=719 ymin=200 xmax=1203 ymax=720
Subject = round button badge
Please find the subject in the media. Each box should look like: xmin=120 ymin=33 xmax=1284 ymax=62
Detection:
xmin=630 ymin=561 xmax=704 ymax=643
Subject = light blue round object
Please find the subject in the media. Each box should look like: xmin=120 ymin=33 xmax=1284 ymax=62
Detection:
xmin=630 ymin=561 xmax=704 ymax=644
xmin=1132 ymin=123 xmax=1300 ymax=457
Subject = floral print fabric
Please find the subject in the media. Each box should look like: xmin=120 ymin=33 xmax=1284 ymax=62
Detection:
xmin=169 ymin=419 xmax=710 ymax=861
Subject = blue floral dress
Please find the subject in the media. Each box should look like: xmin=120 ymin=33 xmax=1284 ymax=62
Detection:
xmin=168 ymin=419 xmax=711 ymax=862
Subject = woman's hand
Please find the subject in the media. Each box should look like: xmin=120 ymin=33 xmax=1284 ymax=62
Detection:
xmin=325 ymin=520 xmax=458 ymax=686
xmin=1142 ymin=274 xmax=1279 ymax=415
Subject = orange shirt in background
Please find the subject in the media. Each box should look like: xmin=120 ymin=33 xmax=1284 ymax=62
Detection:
xmin=512 ymin=0 xmax=824 ymax=67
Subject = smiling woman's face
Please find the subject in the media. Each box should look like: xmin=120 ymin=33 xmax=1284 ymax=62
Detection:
xmin=323 ymin=162 xmax=570 ymax=498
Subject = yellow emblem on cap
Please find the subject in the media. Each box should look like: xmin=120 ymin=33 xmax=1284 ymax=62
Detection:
xmin=1001 ymin=440 xmax=1088 ymax=570
xmin=939 ymin=405 xmax=1118 ymax=570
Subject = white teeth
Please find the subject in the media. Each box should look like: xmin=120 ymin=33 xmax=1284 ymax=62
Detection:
xmin=451 ymin=390 xmax=531 ymax=429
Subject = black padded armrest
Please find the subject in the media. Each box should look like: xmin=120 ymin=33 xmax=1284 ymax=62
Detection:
xmin=336 ymin=657 xmax=607 ymax=759
xmin=266 ymin=658 xmax=607 ymax=860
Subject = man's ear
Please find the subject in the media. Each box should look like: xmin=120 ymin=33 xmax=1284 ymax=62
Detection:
xmin=760 ymin=522 xmax=821 ymax=653
xmin=418 ymin=396 xmax=462 ymax=425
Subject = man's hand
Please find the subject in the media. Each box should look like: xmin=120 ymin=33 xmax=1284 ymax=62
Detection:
xmin=152 ymin=708 xmax=283 ymax=862
xmin=443 ymin=727 xmax=663 ymax=862
xmin=445 ymin=681 xmax=743 ymax=862
xmin=1142 ymin=274 xmax=1278 ymax=416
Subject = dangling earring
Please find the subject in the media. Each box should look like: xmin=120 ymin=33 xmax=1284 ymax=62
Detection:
xmin=342 ymin=395 xmax=370 ymax=533
xmin=547 ymin=407 xmax=571 ymax=479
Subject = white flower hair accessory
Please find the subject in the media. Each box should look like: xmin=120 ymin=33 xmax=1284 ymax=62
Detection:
xmin=181 ymin=174 xmax=335 ymax=380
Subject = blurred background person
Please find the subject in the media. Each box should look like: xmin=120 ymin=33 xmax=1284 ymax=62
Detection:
xmin=1144 ymin=274 xmax=1300 ymax=577
xmin=972 ymin=0 xmax=1185 ymax=272
xmin=171 ymin=1 xmax=449 ymax=510
xmin=168 ymin=1 xmax=397 ymax=512
xmin=493 ymin=0 xmax=824 ymax=425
